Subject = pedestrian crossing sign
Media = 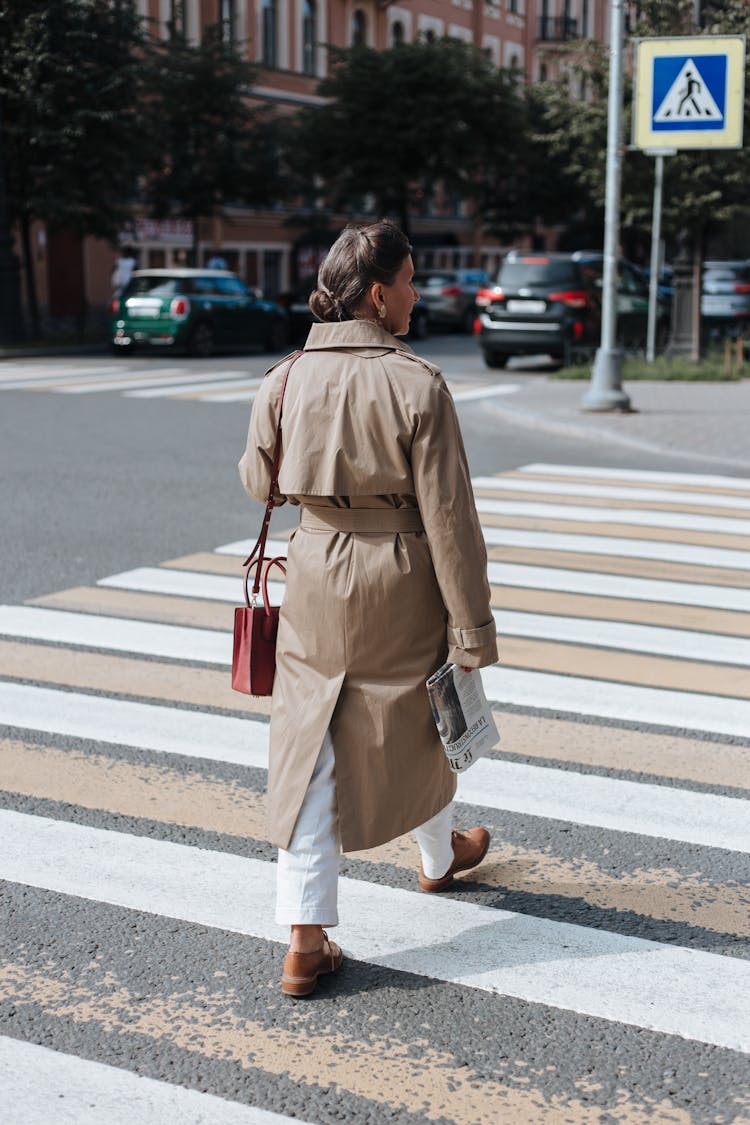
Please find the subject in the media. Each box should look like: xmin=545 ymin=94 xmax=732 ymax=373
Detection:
xmin=633 ymin=35 xmax=745 ymax=151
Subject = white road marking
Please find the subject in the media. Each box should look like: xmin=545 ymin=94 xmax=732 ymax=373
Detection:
xmin=472 ymin=476 xmax=750 ymax=512
xmin=0 ymin=367 xmax=133 ymax=387
xmin=194 ymin=388 xmax=260 ymax=403
xmin=486 ymin=560 xmax=750 ymax=612
xmin=0 ymin=682 xmax=747 ymax=848
xmin=476 ymin=497 xmax=750 ymax=536
xmin=100 ymin=558 xmax=750 ymax=615
xmin=3 ymin=602 xmax=748 ymax=672
xmin=0 ymin=681 xmax=266 ymax=766
xmin=482 ymin=525 xmax=750 ymax=571
xmin=0 ymin=606 xmax=231 ymax=665
xmin=60 ymin=371 xmax=254 ymax=395
xmin=215 ymin=538 xmax=300 ymax=557
xmin=98 ymin=567 xmax=286 ymax=605
xmin=0 ymin=1037 xmax=311 ymax=1125
xmin=519 ymin=463 xmax=750 ymax=492
xmin=1 ymin=810 xmax=747 ymax=1052
xmin=492 ymin=607 xmax=750 ymax=666
xmin=217 ymin=528 xmax=750 ymax=572
xmin=124 ymin=374 xmax=261 ymax=398
xmin=481 ymin=664 xmax=750 ymax=739
xmin=451 ymin=384 xmax=520 ymax=402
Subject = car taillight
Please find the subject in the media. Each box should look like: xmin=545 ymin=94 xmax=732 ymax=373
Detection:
xmin=548 ymin=289 xmax=589 ymax=309
xmin=476 ymin=287 xmax=503 ymax=307
xmin=109 ymin=297 xmax=120 ymax=315
xmin=473 ymin=316 xmax=482 ymax=336
xmin=573 ymin=320 xmax=585 ymax=340
xmin=170 ymin=296 xmax=190 ymax=318
xmin=734 ymin=283 xmax=750 ymax=294
xmin=441 ymin=285 xmax=463 ymax=297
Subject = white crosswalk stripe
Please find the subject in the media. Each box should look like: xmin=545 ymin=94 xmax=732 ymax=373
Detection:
xmin=1 ymin=462 xmax=748 ymax=1120
xmin=0 ymin=362 xmax=517 ymax=405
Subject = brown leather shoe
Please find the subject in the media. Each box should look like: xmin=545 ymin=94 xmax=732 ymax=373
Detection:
xmin=281 ymin=931 xmax=343 ymax=997
xmin=418 ymin=828 xmax=491 ymax=893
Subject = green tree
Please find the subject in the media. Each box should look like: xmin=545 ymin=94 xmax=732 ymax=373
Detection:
xmin=143 ymin=23 xmax=277 ymax=260
xmin=526 ymin=0 xmax=750 ymax=253
xmin=0 ymin=0 xmax=147 ymax=335
xmin=289 ymin=39 xmax=524 ymax=237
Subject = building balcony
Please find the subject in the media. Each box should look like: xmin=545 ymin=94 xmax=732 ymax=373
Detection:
xmin=537 ymin=15 xmax=578 ymax=42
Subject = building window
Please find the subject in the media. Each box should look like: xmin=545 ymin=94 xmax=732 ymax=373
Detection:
xmin=539 ymin=61 xmax=547 ymax=81
xmin=352 ymin=9 xmax=367 ymax=46
xmin=391 ymin=19 xmax=404 ymax=45
xmin=508 ymin=0 xmax=518 ymax=12
xmin=220 ymin=0 xmax=235 ymax=44
xmin=424 ymin=28 xmax=435 ymax=43
xmin=581 ymin=0 xmax=590 ymax=36
xmin=262 ymin=0 xmax=277 ymax=66
xmin=302 ymin=0 xmax=316 ymax=73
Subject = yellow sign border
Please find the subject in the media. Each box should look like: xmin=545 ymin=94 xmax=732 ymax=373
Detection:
xmin=633 ymin=35 xmax=745 ymax=151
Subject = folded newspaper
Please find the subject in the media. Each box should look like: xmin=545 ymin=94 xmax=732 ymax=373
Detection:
xmin=426 ymin=663 xmax=498 ymax=773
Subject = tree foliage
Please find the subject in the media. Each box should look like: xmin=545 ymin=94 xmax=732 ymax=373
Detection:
xmin=289 ymin=39 xmax=525 ymax=235
xmin=143 ymin=24 xmax=277 ymax=246
xmin=0 ymin=0 xmax=147 ymax=239
xmin=526 ymin=0 xmax=750 ymax=250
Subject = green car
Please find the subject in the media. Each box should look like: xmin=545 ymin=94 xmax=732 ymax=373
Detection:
xmin=110 ymin=269 xmax=290 ymax=357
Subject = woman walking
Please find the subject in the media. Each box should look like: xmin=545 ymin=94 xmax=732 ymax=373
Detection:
xmin=239 ymin=221 xmax=498 ymax=996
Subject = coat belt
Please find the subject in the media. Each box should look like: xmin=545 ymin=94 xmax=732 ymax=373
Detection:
xmin=299 ymin=506 xmax=424 ymax=533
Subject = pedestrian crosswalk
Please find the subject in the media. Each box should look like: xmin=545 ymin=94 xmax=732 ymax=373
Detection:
xmin=0 ymin=361 xmax=519 ymax=405
xmin=1 ymin=463 xmax=749 ymax=1123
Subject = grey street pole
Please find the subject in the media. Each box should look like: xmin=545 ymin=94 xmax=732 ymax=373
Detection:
xmin=581 ymin=0 xmax=631 ymax=411
xmin=646 ymin=153 xmax=665 ymax=363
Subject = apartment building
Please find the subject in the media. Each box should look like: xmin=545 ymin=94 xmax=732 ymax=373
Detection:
xmin=38 ymin=0 xmax=610 ymax=321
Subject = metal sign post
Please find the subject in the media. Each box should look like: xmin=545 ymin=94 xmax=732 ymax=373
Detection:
xmin=645 ymin=148 xmax=675 ymax=363
xmin=632 ymin=34 xmax=745 ymax=363
xmin=581 ymin=0 xmax=631 ymax=413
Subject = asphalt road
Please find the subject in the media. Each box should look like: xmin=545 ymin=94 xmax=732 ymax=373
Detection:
xmin=0 ymin=338 xmax=748 ymax=1124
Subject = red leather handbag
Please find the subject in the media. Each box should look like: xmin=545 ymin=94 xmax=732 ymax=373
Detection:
xmin=231 ymin=351 xmax=302 ymax=696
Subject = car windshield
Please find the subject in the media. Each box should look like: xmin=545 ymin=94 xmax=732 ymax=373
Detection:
xmin=414 ymin=273 xmax=456 ymax=288
xmin=498 ymin=259 xmax=579 ymax=287
xmin=124 ymin=277 xmax=183 ymax=298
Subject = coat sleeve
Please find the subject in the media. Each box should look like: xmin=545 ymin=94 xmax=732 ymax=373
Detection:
xmin=238 ymin=376 xmax=288 ymax=507
xmin=410 ymin=375 xmax=498 ymax=669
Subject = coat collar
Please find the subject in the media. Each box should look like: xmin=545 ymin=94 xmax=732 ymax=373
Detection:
xmin=303 ymin=319 xmax=416 ymax=355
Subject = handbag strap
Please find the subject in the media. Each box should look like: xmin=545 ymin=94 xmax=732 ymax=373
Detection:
xmin=242 ymin=351 xmax=303 ymax=591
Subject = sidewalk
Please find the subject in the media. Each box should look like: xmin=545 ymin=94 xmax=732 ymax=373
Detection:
xmin=490 ymin=376 xmax=750 ymax=472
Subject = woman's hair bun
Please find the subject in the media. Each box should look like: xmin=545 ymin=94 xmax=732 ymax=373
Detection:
xmin=309 ymin=287 xmax=341 ymax=322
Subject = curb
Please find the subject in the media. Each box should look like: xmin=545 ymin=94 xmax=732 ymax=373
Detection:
xmin=485 ymin=397 xmax=750 ymax=473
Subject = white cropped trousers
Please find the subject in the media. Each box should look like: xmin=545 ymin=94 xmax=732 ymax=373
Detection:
xmin=275 ymin=729 xmax=455 ymax=926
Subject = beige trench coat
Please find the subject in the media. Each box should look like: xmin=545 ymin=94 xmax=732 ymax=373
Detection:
xmin=239 ymin=320 xmax=498 ymax=852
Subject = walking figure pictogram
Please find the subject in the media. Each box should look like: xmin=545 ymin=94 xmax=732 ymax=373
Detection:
xmin=677 ymin=71 xmax=703 ymax=116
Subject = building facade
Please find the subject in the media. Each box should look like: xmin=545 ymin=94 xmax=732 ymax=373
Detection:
xmin=28 ymin=0 xmax=611 ymax=325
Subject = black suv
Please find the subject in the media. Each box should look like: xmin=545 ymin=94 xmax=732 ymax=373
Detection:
xmin=475 ymin=251 xmax=667 ymax=368
xmin=476 ymin=251 xmax=601 ymax=368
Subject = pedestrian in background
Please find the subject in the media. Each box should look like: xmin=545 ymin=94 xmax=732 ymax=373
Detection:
xmin=111 ymin=246 xmax=138 ymax=295
xmin=239 ymin=221 xmax=498 ymax=997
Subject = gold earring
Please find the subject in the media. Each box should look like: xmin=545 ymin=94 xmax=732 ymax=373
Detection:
xmin=379 ymin=304 xmax=387 ymax=319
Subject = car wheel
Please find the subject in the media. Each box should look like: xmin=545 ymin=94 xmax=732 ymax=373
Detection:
xmin=189 ymin=322 xmax=214 ymax=358
xmin=266 ymin=318 xmax=289 ymax=353
xmin=483 ymin=352 xmax=509 ymax=369
xmin=461 ymin=307 xmax=477 ymax=335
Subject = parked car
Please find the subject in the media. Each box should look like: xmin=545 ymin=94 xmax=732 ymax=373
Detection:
xmin=277 ymin=282 xmax=429 ymax=344
xmin=701 ymin=260 xmax=750 ymax=338
xmin=475 ymin=251 xmax=668 ymax=368
xmin=412 ymin=268 xmax=488 ymax=333
xmin=110 ymin=269 xmax=289 ymax=357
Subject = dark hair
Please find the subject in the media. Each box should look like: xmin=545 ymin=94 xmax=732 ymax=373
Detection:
xmin=309 ymin=220 xmax=412 ymax=322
